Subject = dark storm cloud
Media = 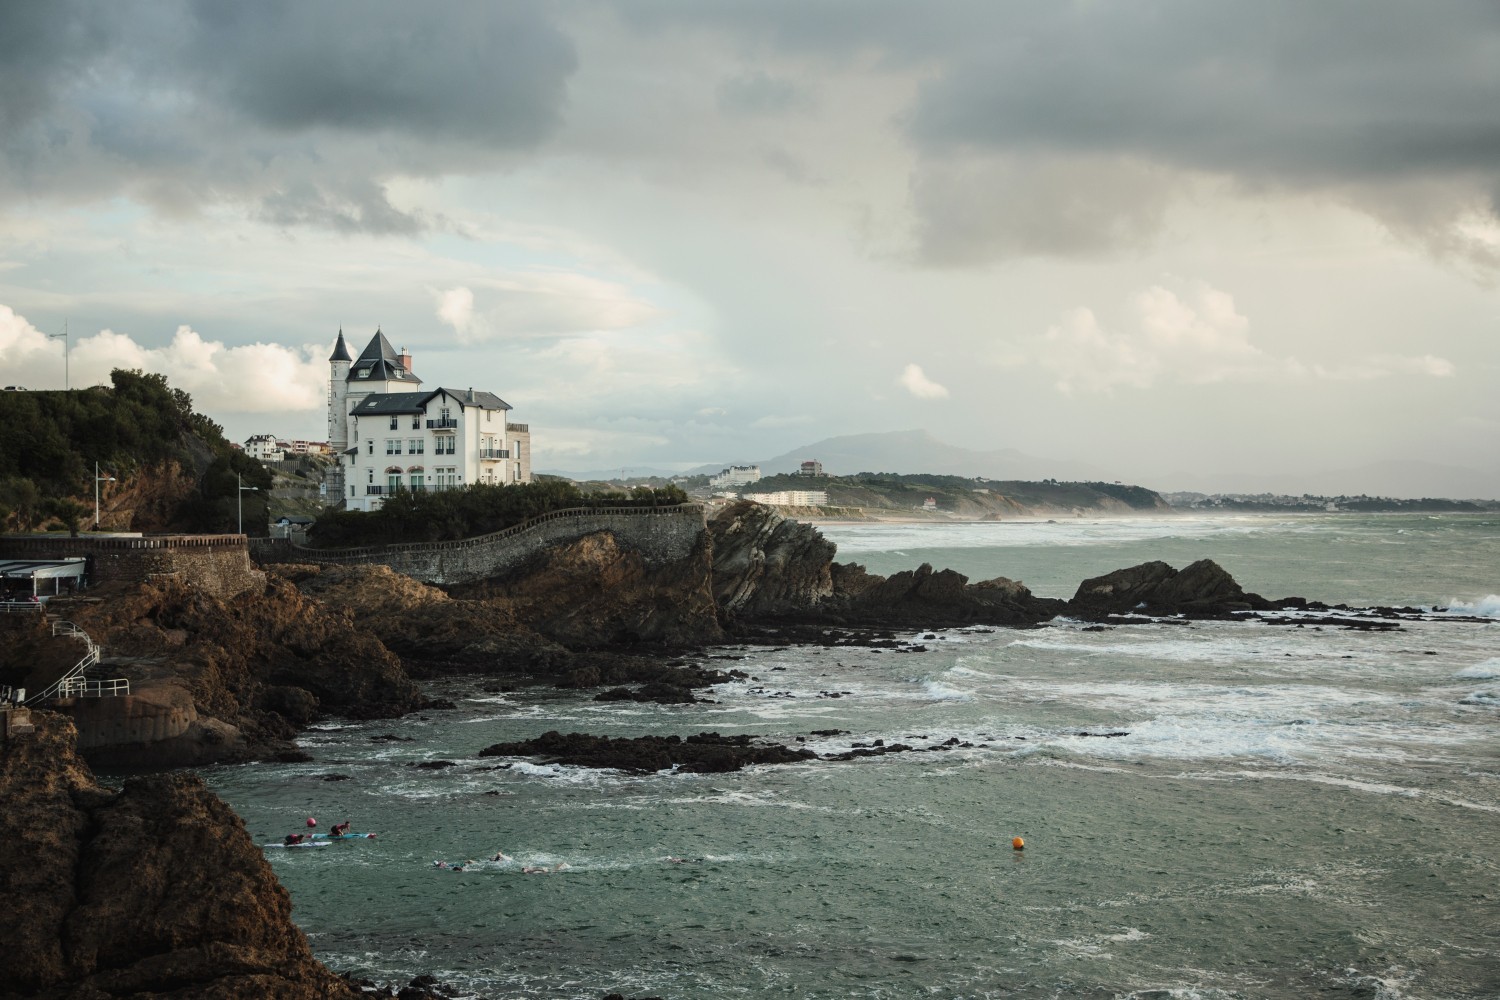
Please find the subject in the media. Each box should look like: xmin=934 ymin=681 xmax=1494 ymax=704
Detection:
xmin=184 ymin=1 xmax=574 ymax=144
xmin=0 ymin=1 xmax=576 ymax=232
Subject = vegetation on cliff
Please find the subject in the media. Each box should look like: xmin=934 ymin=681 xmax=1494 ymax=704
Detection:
xmin=309 ymin=479 xmax=687 ymax=547
xmin=739 ymin=471 xmax=1167 ymax=515
xmin=0 ymin=369 xmax=271 ymax=533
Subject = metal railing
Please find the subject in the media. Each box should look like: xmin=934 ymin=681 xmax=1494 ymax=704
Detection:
xmin=0 ymin=600 xmax=45 ymax=613
xmin=427 ymin=418 xmax=458 ymax=429
xmin=479 ymin=449 xmax=510 ymax=460
xmin=23 ymin=620 xmax=129 ymax=705
xmin=281 ymin=503 xmax=702 ymax=563
xmin=60 ymin=676 xmax=130 ymax=698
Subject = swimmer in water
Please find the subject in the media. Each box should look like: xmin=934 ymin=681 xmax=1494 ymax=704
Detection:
xmin=491 ymin=851 xmax=511 ymax=862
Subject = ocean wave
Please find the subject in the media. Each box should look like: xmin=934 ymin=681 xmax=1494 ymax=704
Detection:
xmin=1435 ymin=594 xmax=1500 ymax=617
xmin=1454 ymin=659 xmax=1500 ymax=680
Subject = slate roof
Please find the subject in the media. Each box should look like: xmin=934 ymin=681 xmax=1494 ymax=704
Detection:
xmin=348 ymin=387 xmax=512 ymax=418
xmin=328 ymin=329 xmax=352 ymax=363
xmin=347 ymin=329 xmax=421 ymax=385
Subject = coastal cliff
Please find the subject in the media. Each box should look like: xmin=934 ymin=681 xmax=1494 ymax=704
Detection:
xmin=0 ymin=713 xmax=364 ymax=999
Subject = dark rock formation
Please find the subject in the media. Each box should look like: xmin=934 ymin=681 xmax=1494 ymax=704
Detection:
xmin=709 ymin=500 xmax=836 ymax=616
xmin=0 ymin=712 xmax=363 ymax=999
xmin=461 ymin=529 xmax=721 ymax=645
xmin=1069 ymin=559 xmax=1272 ymax=617
xmin=479 ymin=730 xmax=817 ymax=773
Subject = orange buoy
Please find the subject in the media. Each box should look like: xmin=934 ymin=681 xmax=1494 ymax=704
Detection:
xmin=1012 ymin=837 xmax=1025 ymax=850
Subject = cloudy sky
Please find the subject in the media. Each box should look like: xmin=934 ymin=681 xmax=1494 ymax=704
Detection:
xmin=2 ymin=1 xmax=1498 ymax=493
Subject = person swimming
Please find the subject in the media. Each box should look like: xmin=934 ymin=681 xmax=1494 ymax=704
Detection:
xmin=491 ymin=851 xmax=512 ymax=862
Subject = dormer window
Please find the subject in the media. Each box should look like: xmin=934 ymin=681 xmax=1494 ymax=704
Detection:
xmin=356 ymin=369 xmax=370 ymax=378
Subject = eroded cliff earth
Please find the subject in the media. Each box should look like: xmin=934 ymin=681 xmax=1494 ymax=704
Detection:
xmin=0 ymin=713 xmax=365 ymax=1000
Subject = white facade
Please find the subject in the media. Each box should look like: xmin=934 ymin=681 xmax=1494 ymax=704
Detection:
xmin=748 ymin=489 xmax=828 ymax=507
xmin=710 ymin=465 xmax=762 ymax=488
xmin=244 ymin=434 xmax=285 ymax=462
xmin=323 ymin=330 xmax=532 ymax=512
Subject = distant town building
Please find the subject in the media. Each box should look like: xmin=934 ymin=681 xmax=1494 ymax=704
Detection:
xmin=710 ymin=465 xmax=762 ymax=489
xmin=286 ymin=440 xmax=330 ymax=456
xmin=748 ymin=490 xmax=828 ymax=507
xmin=325 ymin=329 xmax=532 ymax=511
xmin=921 ymin=497 xmax=938 ymax=511
xmin=798 ymin=459 xmax=824 ymax=477
xmin=244 ymin=434 xmax=285 ymax=462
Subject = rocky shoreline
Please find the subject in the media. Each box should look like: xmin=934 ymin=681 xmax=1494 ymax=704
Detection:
xmin=4 ymin=500 xmax=1463 ymax=999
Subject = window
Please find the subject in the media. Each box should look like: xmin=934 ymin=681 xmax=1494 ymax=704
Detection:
xmin=409 ymin=438 xmax=423 ymax=454
xmin=387 ymin=472 xmax=402 ymax=493
xmin=386 ymin=439 xmax=402 ymax=455
xmin=367 ymin=469 xmax=374 ymax=483
xmin=411 ymin=416 xmax=420 ymax=429
xmin=367 ymin=440 xmax=373 ymax=454
xmin=440 ymin=407 xmax=450 ymax=420
xmin=349 ymin=485 xmax=354 ymax=497
xmin=389 ymin=417 xmax=398 ymax=430
xmin=409 ymin=471 xmax=424 ymax=489
xmin=486 ymin=410 xmax=492 ymax=422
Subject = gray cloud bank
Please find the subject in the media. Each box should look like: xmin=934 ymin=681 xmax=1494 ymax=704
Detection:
xmin=5 ymin=2 xmax=1500 ymax=269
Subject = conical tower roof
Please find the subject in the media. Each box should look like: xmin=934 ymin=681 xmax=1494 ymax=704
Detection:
xmin=329 ymin=328 xmax=352 ymax=363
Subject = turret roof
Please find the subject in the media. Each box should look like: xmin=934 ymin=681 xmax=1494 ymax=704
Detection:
xmin=329 ymin=329 xmax=352 ymax=363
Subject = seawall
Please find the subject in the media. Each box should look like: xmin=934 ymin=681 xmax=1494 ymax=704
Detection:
xmin=250 ymin=504 xmax=706 ymax=586
xmin=0 ymin=534 xmax=265 ymax=600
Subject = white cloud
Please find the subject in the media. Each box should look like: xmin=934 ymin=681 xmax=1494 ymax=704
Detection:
xmin=899 ymin=363 xmax=950 ymax=399
xmin=0 ymin=304 xmax=325 ymax=412
xmin=432 ymin=274 xmax=661 ymax=343
xmin=1033 ymin=283 xmax=1456 ymax=394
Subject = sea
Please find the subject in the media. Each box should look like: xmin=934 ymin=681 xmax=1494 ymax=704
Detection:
xmin=206 ymin=512 xmax=1500 ymax=999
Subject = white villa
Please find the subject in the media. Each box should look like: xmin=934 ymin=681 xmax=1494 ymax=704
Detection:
xmin=324 ymin=329 xmax=532 ymax=512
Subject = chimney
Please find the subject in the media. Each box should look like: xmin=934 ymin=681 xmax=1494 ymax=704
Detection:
xmin=468 ymin=387 xmax=475 ymax=402
xmin=398 ymin=347 xmax=413 ymax=372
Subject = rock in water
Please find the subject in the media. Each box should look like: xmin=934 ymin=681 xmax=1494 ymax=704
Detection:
xmin=0 ymin=711 xmax=363 ymax=998
xmin=1070 ymin=558 xmax=1269 ymax=616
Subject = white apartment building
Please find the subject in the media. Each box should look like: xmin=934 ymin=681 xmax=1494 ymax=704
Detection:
xmin=324 ymin=329 xmax=532 ymax=512
xmin=710 ymin=465 xmax=762 ymax=489
xmin=747 ymin=489 xmax=828 ymax=507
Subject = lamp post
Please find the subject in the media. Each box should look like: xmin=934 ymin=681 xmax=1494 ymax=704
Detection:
xmin=237 ymin=474 xmax=259 ymax=536
xmin=47 ymin=322 xmax=69 ymax=390
xmin=94 ymin=461 xmax=115 ymax=529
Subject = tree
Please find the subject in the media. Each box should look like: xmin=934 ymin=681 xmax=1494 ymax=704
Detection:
xmin=46 ymin=498 xmax=91 ymax=537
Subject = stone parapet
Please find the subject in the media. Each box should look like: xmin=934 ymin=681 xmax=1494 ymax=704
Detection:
xmin=252 ymin=504 xmax=706 ymax=586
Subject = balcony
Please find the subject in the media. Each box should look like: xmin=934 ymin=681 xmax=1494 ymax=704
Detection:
xmin=506 ymin=422 xmax=529 ymax=433
xmin=479 ymin=449 xmax=510 ymax=460
xmin=366 ymin=486 xmax=386 ymax=495
xmin=427 ymin=418 xmax=458 ymax=429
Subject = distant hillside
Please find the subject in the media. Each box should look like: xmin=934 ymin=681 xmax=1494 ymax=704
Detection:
xmin=688 ymin=429 xmax=1112 ymax=482
xmin=743 ymin=472 xmax=1168 ymax=517
xmin=0 ymin=371 xmax=271 ymax=534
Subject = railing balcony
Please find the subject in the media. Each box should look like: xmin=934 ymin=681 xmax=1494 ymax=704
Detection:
xmin=427 ymin=418 xmax=459 ymax=429
xmin=366 ymin=486 xmax=386 ymax=495
xmin=506 ymin=423 xmax=529 ymax=433
xmin=479 ymin=449 xmax=510 ymax=460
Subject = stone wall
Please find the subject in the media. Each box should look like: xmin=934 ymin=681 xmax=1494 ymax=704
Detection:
xmin=252 ymin=505 xmax=706 ymax=586
xmin=0 ymin=535 xmax=265 ymax=601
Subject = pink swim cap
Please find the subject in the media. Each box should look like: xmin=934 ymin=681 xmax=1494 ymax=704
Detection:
xmin=306 ymin=817 xmax=317 ymax=827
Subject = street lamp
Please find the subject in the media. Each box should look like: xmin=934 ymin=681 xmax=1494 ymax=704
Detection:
xmin=47 ymin=322 xmax=69 ymax=390
xmin=237 ymin=474 xmax=260 ymax=536
xmin=94 ymin=461 xmax=115 ymax=529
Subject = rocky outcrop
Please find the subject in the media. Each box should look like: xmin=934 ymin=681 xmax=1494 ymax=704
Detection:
xmin=840 ymin=562 xmax=1064 ymax=626
xmin=1069 ymin=559 xmax=1272 ymax=617
xmin=274 ymin=563 xmax=572 ymax=676
xmin=0 ymin=712 xmax=363 ymax=999
xmin=479 ymin=730 xmax=817 ymax=773
xmin=708 ymin=501 xmax=836 ymax=617
xmin=33 ymin=573 xmax=427 ymax=768
xmin=467 ymin=529 xmax=721 ymax=645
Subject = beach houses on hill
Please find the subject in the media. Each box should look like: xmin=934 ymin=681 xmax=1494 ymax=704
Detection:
xmin=324 ymin=329 xmax=532 ymax=512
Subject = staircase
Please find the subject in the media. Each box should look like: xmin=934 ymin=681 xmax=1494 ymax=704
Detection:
xmin=24 ymin=620 xmax=130 ymax=704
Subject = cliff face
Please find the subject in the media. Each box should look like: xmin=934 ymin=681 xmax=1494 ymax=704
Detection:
xmin=96 ymin=457 xmax=204 ymax=533
xmin=0 ymin=713 xmax=361 ymax=1000
xmin=708 ymin=500 xmax=836 ymax=617
xmin=470 ymin=528 xmax=721 ymax=645
xmin=47 ymin=573 xmax=424 ymax=768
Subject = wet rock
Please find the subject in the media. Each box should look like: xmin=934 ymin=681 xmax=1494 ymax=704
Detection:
xmin=479 ymin=730 xmax=817 ymax=774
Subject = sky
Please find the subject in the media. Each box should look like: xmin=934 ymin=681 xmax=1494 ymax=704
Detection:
xmin=1 ymin=1 xmax=1498 ymax=494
